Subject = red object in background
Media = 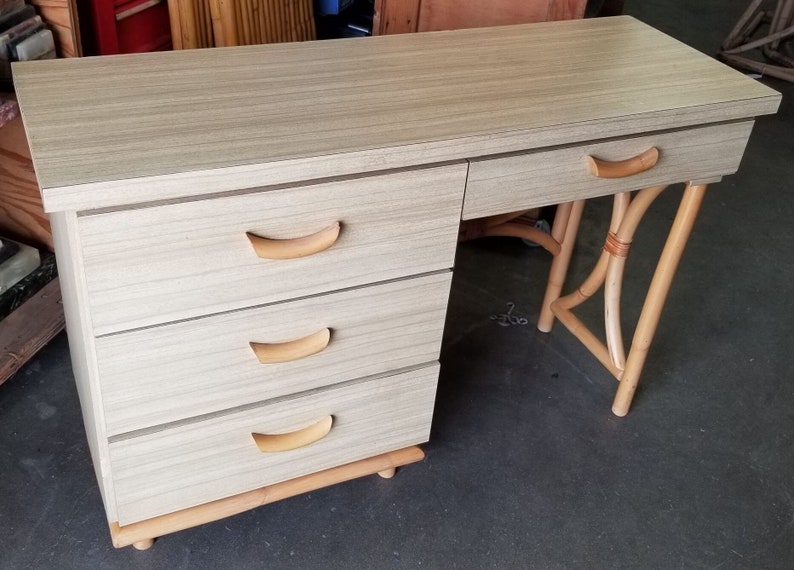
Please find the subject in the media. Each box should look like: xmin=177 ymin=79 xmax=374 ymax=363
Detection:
xmin=87 ymin=0 xmax=172 ymax=55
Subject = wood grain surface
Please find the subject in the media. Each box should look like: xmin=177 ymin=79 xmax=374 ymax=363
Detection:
xmin=0 ymin=108 xmax=52 ymax=250
xmin=77 ymin=164 xmax=465 ymax=335
xmin=96 ymin=272 xmax=452 ymax=436
xmin=109 ymin=364 xmax=439 ymax=525
xmin=49 ymin=211 xmax=117 ymax=521
xmin=108 ymin=446 xmax=425 ymax=548
xmin=415 ymin=0 xmax=583 ymax=32
xmin=12 ymin=16 xmax=780 ymax=212
xmin=463 ymin=121 xmax=754 ymax=219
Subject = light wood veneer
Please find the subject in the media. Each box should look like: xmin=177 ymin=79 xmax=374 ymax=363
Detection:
xmin=78 ymin=164 xmax=466 ymax=334
xmin=14 ymin=17 xmax=778 ymax=212
xmin=109 ymin=364 xmax=439 ymax=525
xmin=463 ymin=122 xmax=754 ymax=219
xmin=97 ymin=272 xmax=452 ymax=435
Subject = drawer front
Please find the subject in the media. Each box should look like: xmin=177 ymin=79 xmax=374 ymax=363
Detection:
xmin=98 ymin=272 xmax=452 ymax=436
xmin=110 ymin=364 xmax=439 ymax=525
xmin=462 ymin=121 xmax=754 ymax=220
xmin=79 ymin=164 xmax=467 ymax=335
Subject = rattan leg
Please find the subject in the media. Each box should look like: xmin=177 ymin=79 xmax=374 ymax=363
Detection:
xmin=537 ymin=200 xmax=585 ymax=332
xmin=611 ymin=183 xmax=708 ymax=416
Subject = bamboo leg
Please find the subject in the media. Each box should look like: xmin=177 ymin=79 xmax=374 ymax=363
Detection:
xmin=109 ymin=446 xmax=424 ymax=548
xmin=603 ymin=186 xmax=667 ymax=369
xmin=481 ymin=222 xmax=562 ymax=256
xmin=612 ymin=183 xmax=708 ymax=416
xmin=377 ymin=467 xmax=396 ymax=479
xmin=537 ymin=200 xmax=584 ymax=332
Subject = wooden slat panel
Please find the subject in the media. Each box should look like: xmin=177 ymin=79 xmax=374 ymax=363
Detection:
xmin=13 ymin=17 xmax=781 ymax=211
xmin=110 ymin=364 xmax=439 ymax=525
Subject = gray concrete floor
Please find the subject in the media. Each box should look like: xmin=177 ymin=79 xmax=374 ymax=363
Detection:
xmin=2 ymin=1 xmax=793 ymax=568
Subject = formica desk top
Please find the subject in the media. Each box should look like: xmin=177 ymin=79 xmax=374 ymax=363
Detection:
xmin=13 ymin=16 xmax=780 ymax=212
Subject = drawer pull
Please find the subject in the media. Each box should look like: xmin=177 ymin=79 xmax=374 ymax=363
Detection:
xmin=247 ymin=222 xmax=341 ymax=260
xmin=586 ymin=147 xmax=659 ymax=179
xmin=250 ymin=328 xmax=331 ymax=364
xmin=252 ymin=415 xmax=334 ymax=452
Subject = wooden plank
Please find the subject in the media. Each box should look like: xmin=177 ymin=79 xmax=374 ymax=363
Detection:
xmin=178 ymin=0 xmax=199 ymax=49
xmin=373 ymin=0 xmax=420 ymax=35
xmin=166 ymin=0 xmax=183 ymax=49
xmin=208 ymin=0 xmax=224 ymax=45
xmin=0 ymin=104 xmax=53 ymax=251
xmin=417 ymin=0 xmax=550 ymax=32
xmin=548 ymin=0 xmax=588 ymax=21
xmin=12 ymin=17 xmax=781 ymax=211
xmin=0 ymin=278 xmax=64 ymax=386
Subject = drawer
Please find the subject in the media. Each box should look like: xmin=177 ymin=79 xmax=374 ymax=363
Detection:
xmin=109 ymin=364 xmax=439 ymax=525
xmin=462 ymin=121 xmax=754 ymax=220
xmin=78 ymin=164 xmax=467 ymax=335
xmin=97 ymin=272 xmax=452 ymax=436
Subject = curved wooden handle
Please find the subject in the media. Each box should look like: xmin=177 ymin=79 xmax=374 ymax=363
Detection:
xmin=586 ymin=147 xmax=659 ymax=179
xmin=252 ymin=416 xmax=333 ymax=452
xmin=247 ymin=222 xmax=341 ymax=260
xmin=250 ymin=328 xmax=331 ymax=364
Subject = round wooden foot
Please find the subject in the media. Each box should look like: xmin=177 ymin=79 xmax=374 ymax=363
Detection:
xmin=132 ymin=538 xmax=155 ymax=550
xmin=377 ymin=467 xmax=396 ymax=479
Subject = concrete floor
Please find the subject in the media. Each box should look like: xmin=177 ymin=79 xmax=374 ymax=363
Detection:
xmin=2 ymin=1 xmax=793 ymax=568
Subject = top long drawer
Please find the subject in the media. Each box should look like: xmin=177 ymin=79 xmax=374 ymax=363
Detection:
xmin=78 ymin=164 xmax=467 ymax=335
xmin=462 ymin=121 xmax=754 ymax=220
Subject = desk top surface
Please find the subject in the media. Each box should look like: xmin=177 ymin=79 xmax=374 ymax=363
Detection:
xmin=14 ymin=16 xmax=780 ymax=209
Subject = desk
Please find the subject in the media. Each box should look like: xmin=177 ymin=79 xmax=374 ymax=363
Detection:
xmin=13 ymin=16 xmax=780 ymax=549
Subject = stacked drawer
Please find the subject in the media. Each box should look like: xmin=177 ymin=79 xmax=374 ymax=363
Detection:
xmin=77 ymin=164 xmax=467 ymax=525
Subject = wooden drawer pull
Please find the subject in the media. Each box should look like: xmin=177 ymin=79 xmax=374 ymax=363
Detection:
xmin=249 ymin=328 xmax=331 ymax=364
xmin=247 ymin=222 xmax=341 ymax=260
xmin=586 ymin=147 xmax=660 ymax=178
xmin=252 ymin=415 xmax=334 ymax=453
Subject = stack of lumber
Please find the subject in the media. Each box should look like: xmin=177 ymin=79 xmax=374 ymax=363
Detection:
xmin=168 ymin=0 xmax=315 ymax=49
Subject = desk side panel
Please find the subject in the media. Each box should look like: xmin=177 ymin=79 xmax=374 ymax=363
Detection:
xmin=50 ymin=211 xmax=117 ymax=522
